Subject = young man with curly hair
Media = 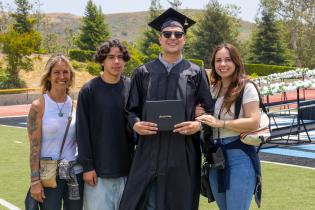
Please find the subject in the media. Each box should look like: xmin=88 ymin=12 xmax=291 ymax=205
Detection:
xmin=76 ymin=39 xmax=134 ymax=210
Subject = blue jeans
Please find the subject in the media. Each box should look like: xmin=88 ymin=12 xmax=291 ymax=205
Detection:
xmin=40 ymin=173 xmax=84 ymax=210
xmin=84 ymin=176 xmax=127 ymax=210
xmin=145 ymin=180 xmax=157 ymax=210
xmin=209 ymin=144 xmax=256 ymax=210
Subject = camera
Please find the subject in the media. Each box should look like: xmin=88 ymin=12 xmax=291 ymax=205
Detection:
xmin=58 ymin=160 xmax=81 ymax=200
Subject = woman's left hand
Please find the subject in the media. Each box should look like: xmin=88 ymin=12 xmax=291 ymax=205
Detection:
xmin=196 ymin=114 xmax=224 ymax=128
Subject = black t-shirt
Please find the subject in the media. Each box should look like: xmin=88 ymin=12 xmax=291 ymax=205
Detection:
xmin=76 ymin=76 xmax=133 ymax=177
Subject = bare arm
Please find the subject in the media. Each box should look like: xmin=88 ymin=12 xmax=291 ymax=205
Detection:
xmin=223 ymin=101 xmax=260 ymax=132
xmin=27 ymin=98 xmax=45 ymax=202
xmin=28 ymin=100 xmax=42 ymax=180
xmin=196 ymin=101 xmax=260 ymax=133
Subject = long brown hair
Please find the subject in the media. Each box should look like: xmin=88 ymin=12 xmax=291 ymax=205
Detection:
xmin=209 ymin=43 xmax=247 ymax=113
xmin=40 ymin=55 xmax=75 ymax=94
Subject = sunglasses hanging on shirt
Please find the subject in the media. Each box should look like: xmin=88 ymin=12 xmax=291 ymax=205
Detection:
xmin=161 ymin=31 xmax=185 ymax=39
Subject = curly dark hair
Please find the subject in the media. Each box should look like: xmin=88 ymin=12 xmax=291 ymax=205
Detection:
xmin=94 ymin=39 xmax=131 ymax=71
xmin=209 ymin=43 xmax=248 ymax=113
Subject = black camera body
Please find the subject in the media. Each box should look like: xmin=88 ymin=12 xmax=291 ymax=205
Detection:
xmin=58 ymin=160 xmax=80 ymax=200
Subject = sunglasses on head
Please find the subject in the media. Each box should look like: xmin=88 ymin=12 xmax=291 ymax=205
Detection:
xmin=161 ymin=31 xmax=185 ymax=39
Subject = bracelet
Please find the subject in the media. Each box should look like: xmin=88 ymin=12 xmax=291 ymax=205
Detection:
xmin=223 ymin=120 xmax=226 ymax=129
xmin=31 ymin=180 xmax=41 ymax=186
xmin=31 ymin=177 xmax=40 ymax=182
xmin=30 ymin=171 xmax=40 ymax=178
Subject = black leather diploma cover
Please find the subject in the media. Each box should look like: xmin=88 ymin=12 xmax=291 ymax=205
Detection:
xmin=145 ymin=100 xmax=185 ymax=131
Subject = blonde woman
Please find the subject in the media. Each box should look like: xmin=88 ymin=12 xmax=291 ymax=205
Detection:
xmin=27 ymin=55 xmax=83 ymax=210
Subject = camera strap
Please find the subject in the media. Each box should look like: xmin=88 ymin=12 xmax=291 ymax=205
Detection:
xmin=217 ymin=100 xmax=224 ymax=139
xmin=57 ymin=101 xmax=74 ymax=161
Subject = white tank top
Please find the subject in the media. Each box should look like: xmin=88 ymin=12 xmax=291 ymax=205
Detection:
xmin=41 ymin=94 xmax=77 ymax=161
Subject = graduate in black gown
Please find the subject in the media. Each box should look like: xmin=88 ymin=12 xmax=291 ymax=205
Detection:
xmin=119 ymin=8 xmax=214 ymax=210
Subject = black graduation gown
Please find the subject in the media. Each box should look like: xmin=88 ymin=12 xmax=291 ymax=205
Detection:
xmin=119 ymin=59 xmax=213 ymax=210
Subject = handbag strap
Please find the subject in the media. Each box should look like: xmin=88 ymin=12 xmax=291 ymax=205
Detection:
xmin=58 ymin=101 xmax=74 ymax=160
xmin=234 ymin=80 xmax=267 ymax=120
xmin=248 ymin=80 xmax=267 ymax=113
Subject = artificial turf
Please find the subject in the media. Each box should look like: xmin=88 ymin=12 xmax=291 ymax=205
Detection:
xmin=0 ymin=125 xmax=314 ymax=209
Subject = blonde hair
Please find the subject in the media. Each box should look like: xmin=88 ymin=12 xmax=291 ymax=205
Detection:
xmin=40 ymin=55 xmax=75 ymax=94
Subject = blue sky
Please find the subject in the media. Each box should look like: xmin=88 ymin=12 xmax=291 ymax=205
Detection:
xmin=2 ymin=0 xmax=260 ymax=22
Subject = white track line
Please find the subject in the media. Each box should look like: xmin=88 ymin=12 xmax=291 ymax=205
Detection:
xmin=0 ymin=124 xmax=26 ymax=129
xmin=0 ymin=198 xmax=21 ymax=210
xmin=262 ymin=160 xmax=315 ymax=170
xmin=0 ymin=115 xmax=27 ymax=119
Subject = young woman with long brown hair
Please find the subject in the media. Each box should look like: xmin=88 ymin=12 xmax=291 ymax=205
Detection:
xmin=197 ymin=43 xmax=262 ymax=210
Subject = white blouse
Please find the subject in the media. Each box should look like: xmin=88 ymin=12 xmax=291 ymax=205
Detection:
xmin=210 ymin=82 xmax=259 ymax=138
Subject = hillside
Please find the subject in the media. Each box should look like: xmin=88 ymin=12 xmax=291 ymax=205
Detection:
xmin=18 ymin=55 xmax=94 ymax=90
xmin=41 ymin=10 xmax=254 ymax=42
xmin=2 ymin=10 xmax=254 ymax=89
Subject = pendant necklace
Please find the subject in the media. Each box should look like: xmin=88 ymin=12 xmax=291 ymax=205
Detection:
xmin=56 ymin=101 xmax=66 ymax=117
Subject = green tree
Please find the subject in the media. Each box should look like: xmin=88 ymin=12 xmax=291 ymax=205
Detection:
xmin=145 ymin=43 xmax=161 ymax=61
xmin=248 ymin=5 xmax=287 ymax=65
xmin=191 ymin=0 xmax=240 ymax=68
xmin=123 ymin=41 xmax=145 ymax=76
xmin=0 ymin=0 xmax=41 ymax=87
xmin=76 ymin=0 xmax=110 ymax=51
xmin=263 ymin=0 xmax=315 ymax=67
xmin=0 ymin=27 xmax=41 ymax=87
xmin=11 ymin=0 xmax=35 ymax=33
xmin=140 ymin=0 xmax=162 ymax=61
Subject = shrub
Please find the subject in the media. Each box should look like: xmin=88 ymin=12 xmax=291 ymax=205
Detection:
xmin=0 ymin=28 xmax=41 ymax=87
xmin=248 ymin=72 xmax=259 ymax=79
xmin=0 ymin=63 xmax=7 ymax=88
xmin=187 ymin=59 xmax=204 ymax=69
xmin=71 ymin=60 xmax=86 ymax=71
xmin=69 ymin=49 xmax=94 ymax=62
xmin=0 ymin=70 xmax=25 ymax=89
xmin=244 ymin=64 xmax=295 ymax=76
xmin=86 ymin=62 xmax=100 ymax=76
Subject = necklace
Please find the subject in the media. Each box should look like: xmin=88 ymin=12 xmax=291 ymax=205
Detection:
xmin=56 ymin=101 xmax=66 ymax=117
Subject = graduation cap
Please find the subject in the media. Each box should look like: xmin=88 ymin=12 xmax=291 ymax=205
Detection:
xmin=148 ymin=7 xmax=196 ymax=33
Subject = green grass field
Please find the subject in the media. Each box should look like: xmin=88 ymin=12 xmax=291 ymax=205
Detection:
xmin=0 ymin=125 xmax=314 ymax=209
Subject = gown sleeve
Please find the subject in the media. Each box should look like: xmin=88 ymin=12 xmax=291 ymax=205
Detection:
xmin=196 ymin=69 xmax=214 ymax=114
xmin=125 ymin=68 xmax=144 ymax=129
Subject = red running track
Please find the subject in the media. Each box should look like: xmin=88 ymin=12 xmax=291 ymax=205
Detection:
xmin=0 ymin=89 xmax=314 ymax=117
xmin=0 ymin=104 xmax=31 ymax=117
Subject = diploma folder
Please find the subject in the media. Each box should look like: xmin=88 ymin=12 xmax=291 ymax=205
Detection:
xmin=145 ymin=100 xmax=185 ymax=131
